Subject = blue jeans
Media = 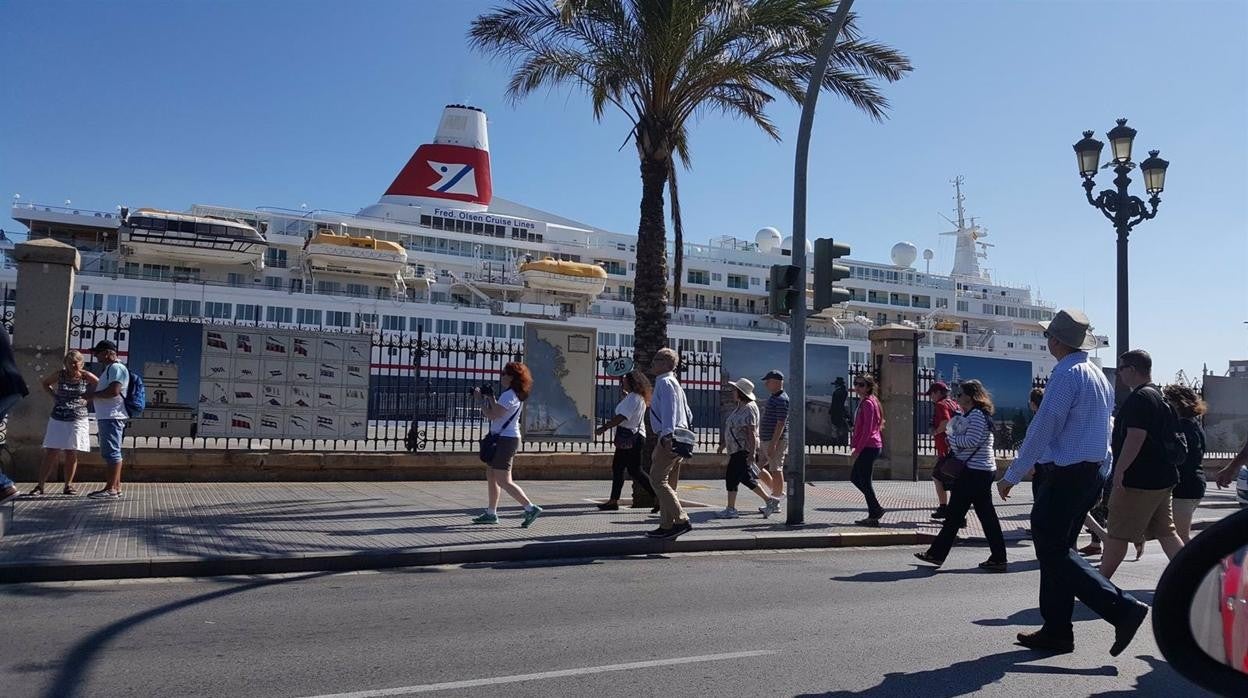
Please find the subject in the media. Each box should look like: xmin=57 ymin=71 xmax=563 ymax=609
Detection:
xmin=0 ymin=469 xmax=12 ymax=490
xmin=1031 ymin=461 xmax=1138 ymax=637
xmin=97 ymin=419 xmax=125 ymax=466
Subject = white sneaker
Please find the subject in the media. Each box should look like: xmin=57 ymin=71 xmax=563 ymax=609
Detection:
xmin=761 ymin=497 xmax=781 ymax=515
xmin=715 ymin=507 xmax=740 ymax=519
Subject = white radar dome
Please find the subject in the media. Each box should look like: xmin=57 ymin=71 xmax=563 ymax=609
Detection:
xmin=891 ymin=241 xmax=918 ymax=268
xmin=755 ymin=227 xmax=782 ymax=253
xmin=923 ymin=248 xmax=934 ymax=261
xmin=780 ymin=236 xmax=814 ymax=256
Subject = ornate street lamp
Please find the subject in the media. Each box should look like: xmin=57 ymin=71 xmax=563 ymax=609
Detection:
xmin=1073 ymin=118 xmax=1169 ymax=402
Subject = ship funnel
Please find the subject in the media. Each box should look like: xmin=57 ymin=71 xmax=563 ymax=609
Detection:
xmin=380 ymin=105 xmax=492 ymax=212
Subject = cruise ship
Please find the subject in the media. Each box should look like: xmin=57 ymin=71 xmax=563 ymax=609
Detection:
xmin=4 ymin=104 xmax=1101 ymax=381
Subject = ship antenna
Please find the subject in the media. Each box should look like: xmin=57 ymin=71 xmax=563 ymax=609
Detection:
xmin=952 ymin=175 xmax=967 ymax=230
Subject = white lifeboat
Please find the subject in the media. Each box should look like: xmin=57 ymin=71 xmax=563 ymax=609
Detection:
xmin=518 ymin=257 xmax=608 ymax=296
xmin=120 ymin=208 xmax=266 ymax=269
xmin=303 ymin=230 xmax=408 ymax=278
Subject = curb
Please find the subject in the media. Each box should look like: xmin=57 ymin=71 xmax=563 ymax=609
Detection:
xmin=0 ymin=530 xmax=938 ymax=584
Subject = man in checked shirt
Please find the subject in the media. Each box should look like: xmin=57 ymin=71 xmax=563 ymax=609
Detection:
xmin=997 ymin=309 xmax=1149 ymax=657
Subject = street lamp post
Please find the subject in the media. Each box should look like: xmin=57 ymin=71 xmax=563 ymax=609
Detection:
xmin=1072 ymin=118 xmax=1169 ymax=402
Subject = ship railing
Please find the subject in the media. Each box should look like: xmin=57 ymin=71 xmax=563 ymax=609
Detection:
xmin=11 ymin=201 xmax=120 ymax=219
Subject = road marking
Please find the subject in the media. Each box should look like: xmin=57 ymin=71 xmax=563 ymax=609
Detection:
xmin=298 ymin=650 xmax=779 ymax=697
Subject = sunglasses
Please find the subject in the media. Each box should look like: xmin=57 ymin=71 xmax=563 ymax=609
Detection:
xmin=853 ymin=381 xmax=867 ymax=387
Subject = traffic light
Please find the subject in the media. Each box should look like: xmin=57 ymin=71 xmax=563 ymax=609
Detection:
xmin=768 ymin=264 xmax=801 ymax=317
xmin=813 ymin=238 xmax=852 ymax=312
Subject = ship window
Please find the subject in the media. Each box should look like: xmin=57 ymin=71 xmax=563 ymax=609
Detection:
xmin=356 ymin=313 xmax=378 ymax=329
xmin=346 ymin=283 xmax=369 ymax=298
xmin=264 ymin=277 xmax=282 ymax=291
xmin=485 ymin=323 xmax=507 ymax=339
xmin=266 ymin=306 xmax=293 ymax=324
xmin=228 ymin=273 xmax=248 ymax=287
xmin=235 ymin=304 xmax=262 ymax=322
xmin=204 ymin=302 xmax=232 ymax=319
xmin=597 ymin=333 xmax=616 ymax=347
xmin=106 ymin=295 xmax=136 ymax=314
xmin=435 ymin=319 xmax=457 ymax=335
xmin=210 ymin=224 xmax=227 ymax=236
xmin=420 ymin=215 xmax=432 ymax=227
xmin=473 ymin=222 xmax=484 ymax=234
xmin=297 ymin=308 xmax=322 ymax=326
xmin=461 ymin=322 xmax=481 ymax=336
xmin=325 ymin=311 xmax=351 ymax=328
xmin=620 ymin=333 xmax=634 ymax=348
xmin=509 ymin=325 xmax=524 ymax=340
xmin=171 ymin=299 xmax=200 ymax=318
xmin=410 ymin=317 xmax=433 ymax=333
xmin=140 ymin=297 xmax=168 ymax=316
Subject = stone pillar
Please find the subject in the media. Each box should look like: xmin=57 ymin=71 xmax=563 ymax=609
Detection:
xmin=8 ymin=239 xmax=80 ymax=476
xmin=868 ymin=325 xmax=919 ymax=481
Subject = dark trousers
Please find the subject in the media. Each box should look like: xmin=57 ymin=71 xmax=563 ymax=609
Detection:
xmin=608 ymin=441 xmax=655 ymax=501
xmin=926 ymin=468 xmax=1007 ymax=562
xmin=1031 ymin=461 xmax=1138 ymax=637
xmin=851 ymin=447 xmax=883 ymax=518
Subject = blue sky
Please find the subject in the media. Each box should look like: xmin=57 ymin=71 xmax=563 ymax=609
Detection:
xmin=2 ymin=0 xmax=1245 ymax=383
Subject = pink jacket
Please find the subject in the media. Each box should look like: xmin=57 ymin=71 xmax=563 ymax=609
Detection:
xmin=852 ymin=395 xmax=883 ymax=450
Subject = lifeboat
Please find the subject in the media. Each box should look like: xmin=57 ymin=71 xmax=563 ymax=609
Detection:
xmin=120 ymin=208 xmax=266 ymax=269
xmin=518 ymin=257 xmax=608 ymax=296
xmin=933 ymin=320 xmax=960 ymax=332
xmin=303 ymin=230 xmax=408 ymax=277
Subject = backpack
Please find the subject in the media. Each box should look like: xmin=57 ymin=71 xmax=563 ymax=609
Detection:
xmin=1143 ymin=385 xmax=1188 ymax=468
xmin=124 ymin=368 xmax=146 ymax=419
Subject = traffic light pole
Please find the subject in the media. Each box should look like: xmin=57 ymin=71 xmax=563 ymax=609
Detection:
xmin=786 ymin=0 xmax=854 ymax=526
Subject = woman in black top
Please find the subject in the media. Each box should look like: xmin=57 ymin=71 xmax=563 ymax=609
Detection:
xmin=1163 ymin=384 xmax=1207 ymax=543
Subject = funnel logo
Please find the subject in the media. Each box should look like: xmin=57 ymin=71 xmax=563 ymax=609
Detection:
xmin=428 ymin=162 xmax=477 ymax=196
xmin=384 ymin=143 xmax=492 ymax=208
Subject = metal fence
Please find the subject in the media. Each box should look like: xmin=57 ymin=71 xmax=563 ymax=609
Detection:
xmin=51 ymin=309 xmax=1246 ymax=461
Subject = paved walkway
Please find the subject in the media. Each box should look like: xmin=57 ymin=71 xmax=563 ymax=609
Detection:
xmin=0 ymin=479 xmax=1239 ymax=582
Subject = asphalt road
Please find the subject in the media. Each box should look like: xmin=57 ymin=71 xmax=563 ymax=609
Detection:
xmin=0 ymin=542 xmax=1216 ymax=697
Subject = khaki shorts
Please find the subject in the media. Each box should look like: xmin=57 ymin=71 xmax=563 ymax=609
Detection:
xmin=759 ymin=437 xmax=788 ymax=473
xmin=1107 ymin=486 xmax=1175 ymax=542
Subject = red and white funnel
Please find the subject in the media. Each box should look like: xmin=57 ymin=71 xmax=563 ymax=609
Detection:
xmin=380 ymin=105 xmax=492 ymax=212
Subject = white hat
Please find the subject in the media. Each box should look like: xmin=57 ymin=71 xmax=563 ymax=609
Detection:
xmin=730 ymin=378 xmax=757 ymax=401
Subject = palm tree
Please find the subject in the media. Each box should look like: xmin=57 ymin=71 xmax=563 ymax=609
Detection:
xmin=470 ymin=0 xmax=911 ymax=368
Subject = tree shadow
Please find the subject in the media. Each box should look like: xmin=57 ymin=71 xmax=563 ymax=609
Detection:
xmin=41 ymin=571 xmax=334 ymax=698
xmin=795 ymin=648 xmax=1117 ymax=697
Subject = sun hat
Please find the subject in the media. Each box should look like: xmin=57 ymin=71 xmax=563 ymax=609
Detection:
xmin=1039 ymin=309 xmax=1098 ymax=351
xmin=730 ymin=378 xmax=757 ymax=401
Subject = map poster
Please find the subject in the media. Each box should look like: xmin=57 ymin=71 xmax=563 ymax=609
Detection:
xmin=934 ymin=353 xmax=1033 ymax=449
xmin=521 ymin=323 xmax=596 ymax=441
xmin=1202 ymin=375 xmax=1248 ymax=453
xmin=720 ymin=338 xmax=850 ymax=446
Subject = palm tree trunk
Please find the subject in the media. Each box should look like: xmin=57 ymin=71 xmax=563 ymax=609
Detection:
xmin=631 ymin=152 xmax=670 ymax=510
xmin=632 ymin=153 xmax=670 ymax=371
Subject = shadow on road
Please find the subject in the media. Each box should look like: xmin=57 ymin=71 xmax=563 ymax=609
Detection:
xmin=794 ymin=648 xmax=1117 ymax=697
xmin=40 ymin=572 xmax=336 ymax=698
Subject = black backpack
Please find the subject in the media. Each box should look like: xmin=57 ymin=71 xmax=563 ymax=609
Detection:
xmin=1142 ymin=385 xmax=1189 ymax=468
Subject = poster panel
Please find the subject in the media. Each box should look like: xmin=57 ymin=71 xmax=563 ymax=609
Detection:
xmin=521 ymin=323 xmax=597 ymax=441
xmin=125 ymin=319 xmax=204 ymax=437
xmin=934 ymin=352 xmax=1033 ymax=449
xmin=1202 ymin=375 xmax=1248 ymax=453
xmin=720 ymin=338 xmax=851 ymax=446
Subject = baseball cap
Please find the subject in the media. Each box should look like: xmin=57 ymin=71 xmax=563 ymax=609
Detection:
xmin=92 ymin=340 xmax=118 ymax=354
xmin=762 ymin=370 xmax=785 ymax=381
xmin=927 ymin=381 xmax=950 ymax=394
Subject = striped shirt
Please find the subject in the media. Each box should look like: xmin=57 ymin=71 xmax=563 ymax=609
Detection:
xmin=1002 ymin=351 xmax=1113 ymax=485
xmin=759 ymin=391 xmax=789 ymax=441
xmin=947 ymin=408 xmax=996 ymax=471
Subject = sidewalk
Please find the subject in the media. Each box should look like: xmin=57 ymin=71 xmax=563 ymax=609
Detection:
xmin=0 ymin=480 xmax=1239 ymax=582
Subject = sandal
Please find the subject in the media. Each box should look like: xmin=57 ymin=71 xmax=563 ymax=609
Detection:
xmin=914 ymin=551 xmax=943 ymax=567
xmin=26 ymin=485 xmax=45 ymax=496
xmin=62 ymin=486 xmax=79 ymax=496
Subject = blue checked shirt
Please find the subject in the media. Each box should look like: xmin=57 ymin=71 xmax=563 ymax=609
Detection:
xmin=1002 ymin=351 xmax=1114 ymax=485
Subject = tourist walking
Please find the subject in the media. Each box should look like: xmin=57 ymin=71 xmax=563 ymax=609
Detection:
xmin=88 ymin=340 xmax=129 ymax=500
xmin=850 ymin=373 xmax=885 ymax=526
xmin=915 ymin=379 xmax=1007 ymax=571
xmin=646 ymin=348 xmax=694 ymax=539
xmin=472 ymin=361 xmax=542 ymax=527
xmin=1098 ymin=350 xmax=1185 ymax=580
xmin=997 ymin=309 xmax=1148 ymax=657
xmin=1164 ymin=384 xmax=1207 ymax=543
xmin=30 ymin=350 xmax=97 ymax=496
xmin=757 ymin=369 xmax=789 ymax=503
xmin=595 ymin=369 xmax=658 ymax=512
xmin=927 ymin=381 xmax=961 ymax=520
xmin=716 ymin=378 xmax=781 ymax=519
xmin=0 ymin=323 xmax=27 ymax=505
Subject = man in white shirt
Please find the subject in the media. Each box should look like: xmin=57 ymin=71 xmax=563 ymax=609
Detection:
xmin=646 ymin=347 xmax=693 ymax=539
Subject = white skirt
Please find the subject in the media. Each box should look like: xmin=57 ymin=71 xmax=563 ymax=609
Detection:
xmin=43 ymin=418 xmax=91 ymax=452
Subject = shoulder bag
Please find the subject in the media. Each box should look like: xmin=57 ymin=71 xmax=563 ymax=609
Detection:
xmin=479 ymin=403 xmax=521 ymax=464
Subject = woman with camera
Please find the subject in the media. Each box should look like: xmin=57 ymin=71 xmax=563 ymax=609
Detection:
xmin=595 ymin=369 xmax=659 ymax=512
xmin=472 ymin=361 xmax=542 ymax=527
xmin=914 ymin=379 xmax=1007 ymax=571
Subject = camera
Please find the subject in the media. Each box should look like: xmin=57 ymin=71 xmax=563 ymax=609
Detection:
xmin=475 ymin=383 xmax=494 ymax=397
